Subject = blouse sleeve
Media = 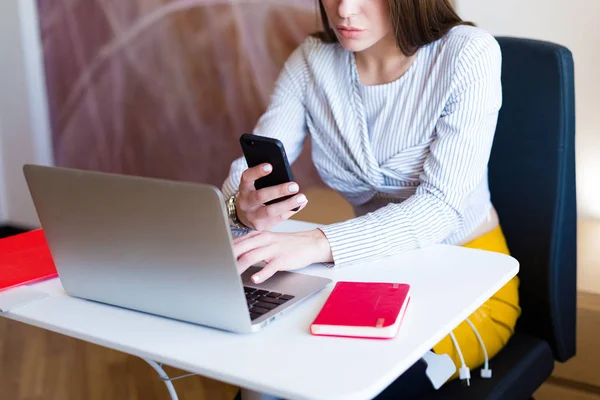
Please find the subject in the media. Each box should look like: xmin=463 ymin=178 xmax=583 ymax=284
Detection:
xmin=221 ymin=44 xmax=310 ymax=201
xmin=319 ymin=34 xmax=503 ymax=266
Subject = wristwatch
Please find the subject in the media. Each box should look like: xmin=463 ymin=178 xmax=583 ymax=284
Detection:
xmin=226 ymin=193 xmax=251 ymax=232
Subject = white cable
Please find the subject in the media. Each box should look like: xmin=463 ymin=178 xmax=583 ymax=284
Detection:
xmin=466 ymin=318 xmax=492 ymax=378
xmin=449 ymin=331 xmax=470 ymax=386
xmin=144 ymin=359 xmax=179 ymax=400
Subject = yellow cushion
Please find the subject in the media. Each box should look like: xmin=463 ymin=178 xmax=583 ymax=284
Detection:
xmin=432 ymin=225 xmax=521 ymax=379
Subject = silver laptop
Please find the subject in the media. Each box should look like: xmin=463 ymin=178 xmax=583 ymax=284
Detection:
xmin=23 ymin=164 xmax=331 ymax=333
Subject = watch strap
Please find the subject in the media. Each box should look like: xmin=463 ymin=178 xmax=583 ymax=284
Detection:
xmin=227 ymin=193 xmax=252 ymax=233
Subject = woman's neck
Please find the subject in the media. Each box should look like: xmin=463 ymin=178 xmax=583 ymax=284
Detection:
xmin=354 ymin=33 xmax=418 ymax=86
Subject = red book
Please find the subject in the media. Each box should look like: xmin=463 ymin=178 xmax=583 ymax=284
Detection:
xmin=0 ymin=229 xmax=58 ymax=291
xmin=310 ymin=281 xmax=411 ymax=339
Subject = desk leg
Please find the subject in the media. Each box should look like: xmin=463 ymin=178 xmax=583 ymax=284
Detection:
xmin=143 ymin=358 xmax=279 ymax=400
xmin=143 ymin=359 xmax=180 ymax=400
xmin=240 ymin=389 xmax=281 ymax=400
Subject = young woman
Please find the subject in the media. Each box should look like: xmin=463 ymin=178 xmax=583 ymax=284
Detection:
xmin=223 ymin=0 xmax=521 ymax=396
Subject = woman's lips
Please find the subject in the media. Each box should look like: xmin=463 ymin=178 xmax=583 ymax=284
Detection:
xmin=336 ymin=25 xmax=365 ymax=39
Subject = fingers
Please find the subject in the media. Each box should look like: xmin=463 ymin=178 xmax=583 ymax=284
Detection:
xmin=236 ymin=165 xmax=307 ymax=232
xmin=257 ymin=194 xmax=308 ymax=220
xmin=276 ymin=200 xmax=309 ymax=222
xmin=250 ymin=260 xmax=285 ymax=284
xmin=253 ymin=181 xmax=300 ymax=205
xmin=245 ymin=194 xmax=307 ymax=232
xmin=233 ymin=232 xmax=272 ymax=259
xmin=239 ymin=163 xmax=272 ymax=192
xmin=232 ymin=230 xmax=261 ymax=246
xmin=236 ymin=247 xmax=273 ymax=275
xmin=282 ymin=194 xmax=309 ymax=213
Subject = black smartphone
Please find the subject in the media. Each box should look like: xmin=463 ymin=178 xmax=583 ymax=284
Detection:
xmin=239 ymin=133 xmax=299 ymax=210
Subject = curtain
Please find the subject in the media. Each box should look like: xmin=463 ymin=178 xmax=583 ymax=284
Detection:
xmin=38 ymin=0 xmax=325 ymax=189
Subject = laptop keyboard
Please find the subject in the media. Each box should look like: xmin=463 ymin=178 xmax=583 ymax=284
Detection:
xmin=244 ymin=286 xmax=295 ymax=320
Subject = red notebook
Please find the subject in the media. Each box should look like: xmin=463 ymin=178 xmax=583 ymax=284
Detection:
xmin=0 ymin=229 xmax=58 ymax=291
xmin=310 ymin=281 xmax=411 ymax=339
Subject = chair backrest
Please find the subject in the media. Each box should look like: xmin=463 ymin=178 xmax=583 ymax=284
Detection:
xmin=489 ymin=37 xmax=577 ymax=362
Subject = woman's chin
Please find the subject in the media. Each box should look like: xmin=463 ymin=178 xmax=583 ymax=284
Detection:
xmin=338 ymin=39 xmax=370 ymax=52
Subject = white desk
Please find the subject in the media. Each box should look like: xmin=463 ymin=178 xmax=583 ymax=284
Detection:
xmin=0 ymin=220 xmax=518 ymax=400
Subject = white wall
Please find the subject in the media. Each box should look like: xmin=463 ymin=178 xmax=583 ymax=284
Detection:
xmin=456 ymin=0 xmax=600 ymax=220
xmin=0 ymin=0 xmax=54 ymax=227
xmin=0 ymin=117 xmax=8 ymax=223
xmin=456 ymin=0 xmax=600 ymax=293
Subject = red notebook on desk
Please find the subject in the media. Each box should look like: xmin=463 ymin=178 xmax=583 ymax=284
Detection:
xmin=0 ymin=229 xmax=58 ymax=291
xmin=310 ymin=281 xmax=411 ymax=339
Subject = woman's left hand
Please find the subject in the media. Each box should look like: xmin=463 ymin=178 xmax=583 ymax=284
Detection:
xmin=233 ymin=229 xmax=333 ymax=284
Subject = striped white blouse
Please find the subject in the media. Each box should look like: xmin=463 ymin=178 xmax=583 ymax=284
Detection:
xmin=221 ymin=25 xmax=503 ymax=266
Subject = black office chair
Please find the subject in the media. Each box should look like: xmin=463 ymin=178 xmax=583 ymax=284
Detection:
xmin=430 ymin=37 xmax=577 ymax=399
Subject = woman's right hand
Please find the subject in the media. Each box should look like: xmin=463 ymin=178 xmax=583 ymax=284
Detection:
xmin=235 ymin=163 xmax=308 ymax=232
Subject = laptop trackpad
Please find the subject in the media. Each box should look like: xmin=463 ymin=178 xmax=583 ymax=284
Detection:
xmin=241 ymin=266 xmax=328 ymax=297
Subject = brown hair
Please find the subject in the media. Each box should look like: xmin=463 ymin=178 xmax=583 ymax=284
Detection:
xmin=315 ymin=0 xmax=474 ymax=56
